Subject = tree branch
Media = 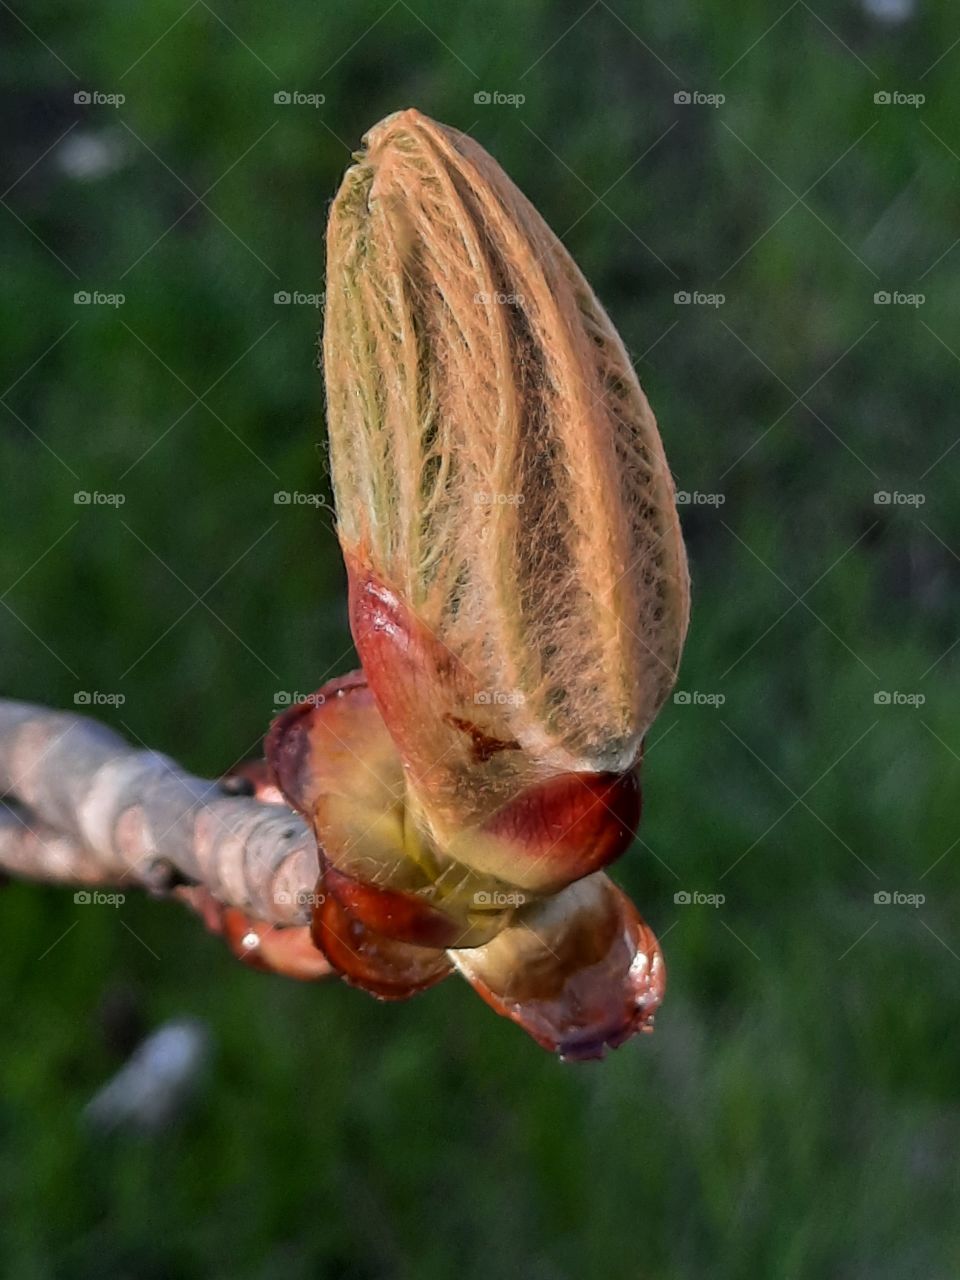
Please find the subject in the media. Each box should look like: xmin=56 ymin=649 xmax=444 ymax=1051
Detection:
xmin=0 ymin=698 xmax=317 ymax=925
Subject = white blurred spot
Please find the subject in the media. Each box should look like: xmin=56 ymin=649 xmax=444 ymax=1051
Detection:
xmin=861 ymin=0 xmax=916 ymax=25
xmin=58 ymin=130 xmax=128 ymax=182
xmin=83 ymin=1018 xmax=210 ymax=1133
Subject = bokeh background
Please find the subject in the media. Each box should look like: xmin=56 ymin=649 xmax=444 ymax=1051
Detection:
xmin=1 ymin=1 xmax=959 ymax=1275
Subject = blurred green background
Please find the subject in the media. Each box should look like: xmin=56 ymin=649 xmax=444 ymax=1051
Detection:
xmin=1 ymin=1 xmax=959 ymax=1276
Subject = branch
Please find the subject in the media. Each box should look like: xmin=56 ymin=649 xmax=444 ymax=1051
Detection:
xmin=0 ymin=698 xmax=317 ymax=925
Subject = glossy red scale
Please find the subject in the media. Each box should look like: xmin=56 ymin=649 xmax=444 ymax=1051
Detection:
xmin=480 ymin=767 xmax=641 ymax=891
xmin=265 ymin=672 xmax=461 ymax=996
xmin=311 ymin=879 xmax=453 ymax=999
xmin=320 ymin=862 xmax=462 ymax=950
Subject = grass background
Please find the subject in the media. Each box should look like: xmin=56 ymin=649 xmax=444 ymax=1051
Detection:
xmin=2 ymin=1 xmax=959 ymax=1275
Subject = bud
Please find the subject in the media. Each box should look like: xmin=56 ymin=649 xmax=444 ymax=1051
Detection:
xmin=324 ymin=109 xmax=688 ymax=801
xmin=266 ymin=110 xmax=689 ymax=1056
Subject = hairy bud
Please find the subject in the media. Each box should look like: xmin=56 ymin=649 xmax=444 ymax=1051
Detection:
xmin=323 ymin=109 xmax=689 ymax=793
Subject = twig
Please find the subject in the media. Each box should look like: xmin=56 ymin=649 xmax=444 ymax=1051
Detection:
xmin=0 ymin=698 xmax=317 ymax=925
